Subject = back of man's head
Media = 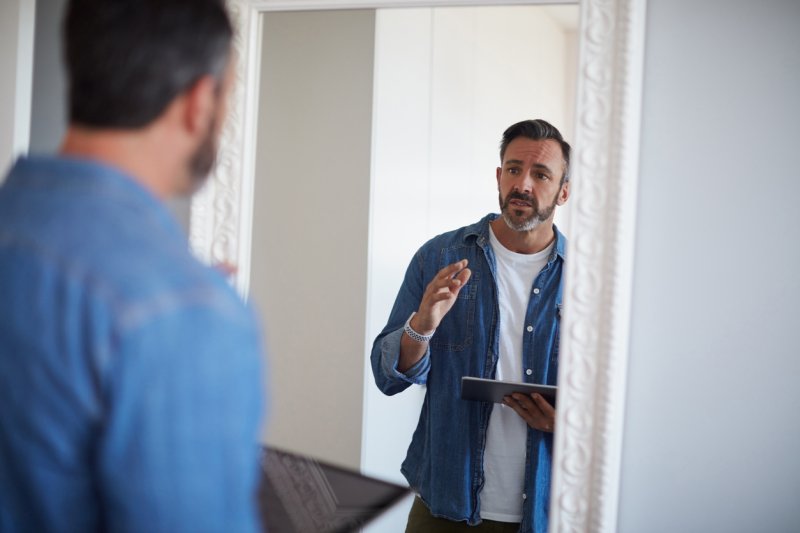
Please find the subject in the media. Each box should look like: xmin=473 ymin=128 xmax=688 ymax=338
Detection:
xmin=64 ymin=0 xmax=233 ymax=129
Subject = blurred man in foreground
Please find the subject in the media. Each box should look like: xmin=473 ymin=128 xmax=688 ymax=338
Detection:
xmin=0 ymin=1 xmax=266 ymax=530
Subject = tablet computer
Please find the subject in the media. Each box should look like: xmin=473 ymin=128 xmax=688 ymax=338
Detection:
xmin=259 ymin=446 xmax=412 ymax=533
xmin=460 ymin=376 xmax=557 ymax=406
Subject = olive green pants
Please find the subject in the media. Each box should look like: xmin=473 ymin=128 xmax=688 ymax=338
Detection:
xmin=405 ymin=497 xmax=520 ymax=533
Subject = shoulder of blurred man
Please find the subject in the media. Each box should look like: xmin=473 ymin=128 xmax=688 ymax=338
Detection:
xmin=0 ymin=154 xmax=260 ymax=345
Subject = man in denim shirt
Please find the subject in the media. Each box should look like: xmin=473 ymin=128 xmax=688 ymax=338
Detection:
xmin=0 ymin=1 xmax=265 ymax=531
xmin=371 ymin=120 xmax=570 ymax=533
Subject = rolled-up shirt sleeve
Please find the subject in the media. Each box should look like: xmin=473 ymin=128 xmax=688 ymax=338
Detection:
xmin=379 ymin=327 xmax=430 ymax=385
xmin=371 ymin=249 xmax=433 ymax=396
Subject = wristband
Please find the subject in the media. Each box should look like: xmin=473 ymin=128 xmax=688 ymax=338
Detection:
xmin=404 ymin=312 xmax=435 ymax=343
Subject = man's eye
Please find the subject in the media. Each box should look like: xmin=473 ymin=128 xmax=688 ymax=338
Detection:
xmin=537 ymin=173 xmax=550 ymax=180
xmin=508 ymin=168 xmax=520 ymax=175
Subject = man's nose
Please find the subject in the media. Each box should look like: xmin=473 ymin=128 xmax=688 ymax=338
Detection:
xmin=512 ymin=173 xmax=533 ymax=194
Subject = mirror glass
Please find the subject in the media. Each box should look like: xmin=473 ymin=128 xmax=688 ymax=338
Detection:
xmin=248 ymin=3 xmax=578 ymax=501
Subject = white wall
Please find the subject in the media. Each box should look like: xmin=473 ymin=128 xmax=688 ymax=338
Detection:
xmin=425 ymin=5 xmax=577 ymax=236
xmin=618 ymin=1 xmax=800 ymax=531
xmin=0 ymin=0 xmax=35 ymax=175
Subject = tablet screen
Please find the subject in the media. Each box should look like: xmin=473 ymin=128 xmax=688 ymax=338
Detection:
xmin=259 ymin=446 xmax=411 ymax=533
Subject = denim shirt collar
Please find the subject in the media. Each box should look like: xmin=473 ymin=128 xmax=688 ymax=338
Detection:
xmin=9 ymin=155 xmax=187 ymax=245
xmin=464 ymin=213 xmax=567 ymax=264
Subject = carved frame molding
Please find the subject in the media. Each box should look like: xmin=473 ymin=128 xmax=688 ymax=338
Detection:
xmin=188 ymin=0 xmax=647 ymax=530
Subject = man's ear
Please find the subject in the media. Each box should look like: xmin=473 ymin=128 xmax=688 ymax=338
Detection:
xmin=182 ymin=75 xmax=217 ymax=135
xmin=557 ymin=180 xmax=570 ymax=205
xmin=496 ymin=166 xmax=502 ymax=185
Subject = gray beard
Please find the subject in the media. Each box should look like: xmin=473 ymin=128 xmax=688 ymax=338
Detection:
xmin=498 ymin=191 xmax=558 ymax=232
xmin=186 ymin=112 xmax=220 ymax=194
xmin=502 ymin=209 xmax=546 ymax=232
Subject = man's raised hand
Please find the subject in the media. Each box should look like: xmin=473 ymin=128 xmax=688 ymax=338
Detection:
xmin=411 ymin=259 xmax=472 ymax=335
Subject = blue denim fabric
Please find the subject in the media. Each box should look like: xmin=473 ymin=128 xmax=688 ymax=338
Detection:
xmin=371 ymin=214 xmax=564 ymax=533
xmin=0 ymin=156 xmax=266 ymax=532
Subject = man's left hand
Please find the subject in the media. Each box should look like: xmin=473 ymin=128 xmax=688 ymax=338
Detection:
xmin=504 ymin=393 xmax=555 ymax=432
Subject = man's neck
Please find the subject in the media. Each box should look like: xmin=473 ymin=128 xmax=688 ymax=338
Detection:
xmin=59 ymin=125 xmax=180 ymax=200
xmin=489 ymin=217 xmax=556 ymax=255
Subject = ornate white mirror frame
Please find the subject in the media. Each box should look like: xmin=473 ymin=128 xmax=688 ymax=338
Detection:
xmin=189 ymin=0 xmax=647 ymax=531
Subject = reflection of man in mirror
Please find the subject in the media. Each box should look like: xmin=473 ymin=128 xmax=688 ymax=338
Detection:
xmin=371 ymin=119 xmax=570 ymax=533
xmin=0 ymin=1 xmax=266 ymax=531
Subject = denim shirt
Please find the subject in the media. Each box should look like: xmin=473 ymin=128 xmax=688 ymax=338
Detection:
xmin=371 ymin=214 xmax=565 ymax=533
xmin=0 ymin=156 xmax=265 ymax=532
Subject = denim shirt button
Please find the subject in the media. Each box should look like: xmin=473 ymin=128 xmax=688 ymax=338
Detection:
xmin=526 ymin=325 xmax=533 ymax=332
xmin=533 ymin=288 xmax=540 ymax=294
xmin=522 ymin=493 xmax=527 ymax=500
xmin=526 ymin=369 xmax=532 ymax=376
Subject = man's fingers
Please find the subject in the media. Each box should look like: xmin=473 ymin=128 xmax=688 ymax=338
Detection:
xmin=506 ymin=393 xmax=554 ymax=432
xmin=427 ymin=264 xmax=470 ymax=296
xmin=429 ymin=290 xmax=457 ymax=303
xmin=417 ymin=260 xmax=471 ymax=332
xmin=449 ymin=270 xmax=470 ymax=291
xmin=213 ymin=261 xmax=238 ymax=276
xmin=455 ymin=267 xmax=472 ymax=286
xmin=532 ymin=393 xmax=555 ymax=416
xmin=510 ymin=393 xmax=540 ymax=415
xmin=437 ymin=259 xmax=469 ymax=281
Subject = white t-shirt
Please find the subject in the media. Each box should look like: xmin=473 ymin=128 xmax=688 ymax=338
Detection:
xmin=480 ymin=227 xmax=552 ymax=523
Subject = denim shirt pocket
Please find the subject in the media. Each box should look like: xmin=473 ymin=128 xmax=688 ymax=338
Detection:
xmin=430 ymin=269 xmax=479 ymax=352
